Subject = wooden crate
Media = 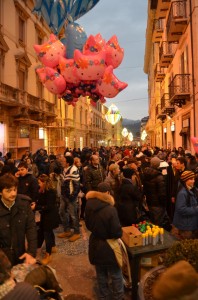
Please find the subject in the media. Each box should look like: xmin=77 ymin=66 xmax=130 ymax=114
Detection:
xmin=122 ymin=226 xmax=142 ymax=247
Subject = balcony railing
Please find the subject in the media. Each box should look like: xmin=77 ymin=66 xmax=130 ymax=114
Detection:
xmin=154 ymin=64 xmax=166 ymax=82
xmin=161 ymin=93 xmax=175 ymax=116
xmin=156 ymin=0 xmax=171 ymax=19
xmin=65 ymin=118 xmax=74 ymax=129
xmin=152 ymin=19 xmax=164 ymax=42
xmin=167 ymin=0 xmax=188 ymax=42
xmin=159 ymin=41 xmax=178 ymax=67
xmin=156 ymin=104 xmax=167 ymax=121
xmin=169 ymin=74 xmax=190 ymax=107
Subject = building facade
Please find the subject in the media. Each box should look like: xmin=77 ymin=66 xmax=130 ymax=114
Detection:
xmin=0 ymin=0 xmax=122 ymax=158
xmin=144 ymin=0 xmax=198 ymax=151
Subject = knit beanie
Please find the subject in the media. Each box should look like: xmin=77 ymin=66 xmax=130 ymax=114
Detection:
xmin=180 ymin=171 xmax=195 ymax=182
xmin=150 ymin=156 xmax=161 ymax=169
xmin=153 ymin=260 xmax=198 ymax=300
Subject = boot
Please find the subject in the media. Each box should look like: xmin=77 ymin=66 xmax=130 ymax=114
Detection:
xmin=41 ymin=253 xmax=52 ymax=265
xmin=57 ymin=231 xmax=72 ymax=238
xmin=69 ymin=233 xmax=80 ymax=242
xmin=51 ymin=246 xmax=57 ymax=253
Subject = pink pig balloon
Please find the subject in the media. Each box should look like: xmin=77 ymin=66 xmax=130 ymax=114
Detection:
xmin=73 ymin=49 xmax=106 ymax=81
xmin=96 ymin=65 xmax=128 ymax=98
xmin=191 ymin=137 xmax=198 ymax=153
xmin=36 ymin=66 xmax=66 ymax=95
xmin=59 ymin=56 xmax=80 ymax=84
xmin=105 ymin=35 xmax=124 ymax=68
xmin=34 ymin=34 xmax=66 ymax=68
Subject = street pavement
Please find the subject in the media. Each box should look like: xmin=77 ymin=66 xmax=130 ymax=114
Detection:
xmin=46 ymin=221 xmax=132 ymax=299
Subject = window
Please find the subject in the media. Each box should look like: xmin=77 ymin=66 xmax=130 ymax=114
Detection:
xmin=19 ymin=69 xmax=25 ymax=90
xmin=19 ymin=17 xmax=25 ymax=43
xmin=15 ymin=1 xmax=29 ymax=46
xmin=15 ymin=53 xmax=31 ymax=91
xmin=37 ymin=80 xmax=43 ymax=98
xmin=80 ymin=107 xmax=83 ymax=125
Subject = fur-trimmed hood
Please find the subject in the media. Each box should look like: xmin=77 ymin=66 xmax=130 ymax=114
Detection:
xmin=86 ymin=191 xmax=115 ymax=206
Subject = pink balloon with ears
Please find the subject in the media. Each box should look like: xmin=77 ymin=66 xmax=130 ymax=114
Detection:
xmin=34 ymin=34 xmax=66 ymax=68
xmin=83 ymin=34 xmax=106 ymax=54
xmin=59 ymin=56 xmax=80 ymax=84
xmin=96 ymin=65 xmax=128 ymax=98
xmin=36 ymin=66 xmax=66 ymax=95
xmin=191 ymin=137 xmax=198 ymax=153
xmin=105 ymin=35 xmax=124 ymax=68
xmin=73 ymin=49 xmax=106 ymax=81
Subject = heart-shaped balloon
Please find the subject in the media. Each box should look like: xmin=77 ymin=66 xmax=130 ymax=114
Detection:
xmin=32 ymin=0 xmax=100 ymax=35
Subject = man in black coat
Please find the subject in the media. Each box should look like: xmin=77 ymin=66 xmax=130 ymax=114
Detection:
xmin=116 ymin=168 xmax=142 ymax=226
xmin=17 ymin=161 xmax=39 ymax=203
xmin=85 ymin=182 xmax=124 ymax=300
xmin=0 ymin=173 xmax=37 ymax=266
xmin=143 ymin=156 xmax=170 ymax=229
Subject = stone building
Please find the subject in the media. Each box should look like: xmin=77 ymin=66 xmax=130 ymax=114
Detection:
xmin=0 ymin=0 xmax=122 ymax=158
xmin=144 ymin=0 xmax=198 ymax=151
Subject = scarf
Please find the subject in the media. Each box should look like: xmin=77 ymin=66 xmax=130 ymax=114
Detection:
xmin=0 ymin=278 xmax=16 ymax=299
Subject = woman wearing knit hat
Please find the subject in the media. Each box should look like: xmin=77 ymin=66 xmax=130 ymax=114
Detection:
xmin=173 ymin=170 xmax=198 ymax=239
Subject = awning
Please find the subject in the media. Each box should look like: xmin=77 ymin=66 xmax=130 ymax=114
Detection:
xmin=179 ymin=127 xmax=189 ymax=136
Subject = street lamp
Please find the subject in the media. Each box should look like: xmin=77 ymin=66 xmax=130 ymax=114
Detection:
xmin=141 ymin=130 xmax=147 ymax=141
xmin=122 ymin=128 xmax=128 ymax=137
xmin=105 ymin=104 xmax=121 ymax=125
xmin=128 ymin=132 xmax=133 ymax=142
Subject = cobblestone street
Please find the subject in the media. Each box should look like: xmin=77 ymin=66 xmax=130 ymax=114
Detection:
xmin=48 ymin=222 xmax=132 ymax=299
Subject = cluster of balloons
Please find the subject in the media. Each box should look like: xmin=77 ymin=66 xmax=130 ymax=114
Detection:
xmin=191 ymin=137 xmax=198 ymax=153
xmin=34 ymin=33 xmax=128 ymax=106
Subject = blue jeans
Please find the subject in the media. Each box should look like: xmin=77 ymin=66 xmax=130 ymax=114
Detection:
xmin=95 ymin=265 xmax=124 ymax=300
xmin=61 ymin=196 xmax=79 ymax=234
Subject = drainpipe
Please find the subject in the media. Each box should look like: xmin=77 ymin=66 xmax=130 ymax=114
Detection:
xmin=189 ymin=0 xmax=196 ymax=136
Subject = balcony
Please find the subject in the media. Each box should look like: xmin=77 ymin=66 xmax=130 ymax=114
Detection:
xmin=154 ymin=64 xmax=166 ymax=82
xmin=156 ymin=104 xmax=166 ymax=122
xmin=152 ymin=19 xmax=164 ymax=42
xmin=159 ymin=41 xmax=177 ymax=67
xmin=0 ymin=83 xmax=27 ymax=106
xmin=161 ymin=93 xmax=175 ymax=116
xmin=156 ymin=0 xmax=171 ymax=19
xmin=169 ymin=74 xmax=190 ymax=107
xmin=167 ymin=1 xmax=188 ymax=42
xmin=65 ymin=118 xmax=74 ymax=129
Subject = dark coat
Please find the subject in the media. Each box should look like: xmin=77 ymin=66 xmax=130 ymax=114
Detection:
xmin=36 ymin=189 xmax=59 ymax=230
xmin=143 ymin=167 xmax=167 ymax=207
xmin=17 ymin=173 xmax=39 ymax=202
xmin=84 ymin=164 xmax=105 ymax=192
xmin=116 ymin=178 xmax=142 ymax=226
xmin=85 ymin=191 xmax=122 ymax=266
xmin=3 ymin=282 xmax=40 ymax=300
xmin=0 ymin=195 xmax=37 ymax=266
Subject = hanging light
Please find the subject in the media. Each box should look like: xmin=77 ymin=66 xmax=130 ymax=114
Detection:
xmin=128 ymin=132 xmax=133 ymax=141
xmin=122 ymin=128 xmax=128 ymax=137
xmin=141 ymin=130 xmax=147 ymax=141
xmin=105 ymin=104 xmax=121 ymax=125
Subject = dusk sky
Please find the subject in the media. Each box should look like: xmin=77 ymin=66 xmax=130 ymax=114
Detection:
xmin=79 ymin=0 xmax=148 ymax=120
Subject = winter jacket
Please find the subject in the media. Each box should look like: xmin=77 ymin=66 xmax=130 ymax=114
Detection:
xmin=116 ymin=178 xmax=142 ymax=226
xmin=2 ymin=281 xmax=40 ymax=300
xmin=61 ymin=165 xmax=80 ymax=201
xmin=85 ymin=191 xmax=122 ymax=266
xmin=36 ymin=189 xmax=59 ymax=230
xmin=84 ymin=164 xmax=105 ymax=192
xmin=173 ymin=187 xmax=198 ymax=231
xmin=0 ymin=195 xmax=37 ymax=266
xmin=143 ymin=167 xmax=167 ymax=207
xmin=17 ymin=173 xmax=39 ymax=202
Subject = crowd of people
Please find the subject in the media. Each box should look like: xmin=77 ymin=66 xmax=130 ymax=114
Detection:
xmin=0 ymin=144 xmax=198 ymax=299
